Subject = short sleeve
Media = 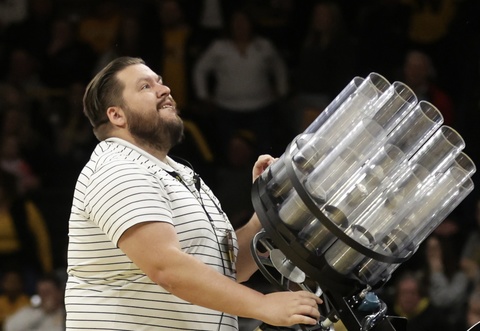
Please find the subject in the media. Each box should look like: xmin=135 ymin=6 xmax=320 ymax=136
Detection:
xmin=84 ymin=159 xmax=173 ymax=246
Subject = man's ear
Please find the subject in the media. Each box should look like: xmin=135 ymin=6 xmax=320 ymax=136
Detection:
xmin=106 ymin=106 xmax=127 ymax=128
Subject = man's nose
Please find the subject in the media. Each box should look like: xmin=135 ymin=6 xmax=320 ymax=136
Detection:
xmin=156 ymin=84 xmax=171 ymax=97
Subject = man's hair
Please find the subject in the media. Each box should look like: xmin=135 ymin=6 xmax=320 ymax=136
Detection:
xmin=83 ymin=56 xmax=145 ymax=140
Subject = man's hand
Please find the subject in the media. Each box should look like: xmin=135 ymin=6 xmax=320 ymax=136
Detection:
xmin=257 ymin=290 xmax=322 ymax=327
xmin=253 ymin=155 xmax=276 ymax=182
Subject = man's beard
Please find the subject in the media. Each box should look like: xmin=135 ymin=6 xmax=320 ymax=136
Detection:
xmin=125 ymin=105 xmax=184 ymax=152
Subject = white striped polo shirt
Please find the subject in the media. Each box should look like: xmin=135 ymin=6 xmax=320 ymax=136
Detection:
xmin=65 ymin=138 xmax=239 ymax=330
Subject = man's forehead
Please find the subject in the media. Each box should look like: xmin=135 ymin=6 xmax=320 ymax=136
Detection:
xmin=118 ymin=64 xmax=156 ymax=83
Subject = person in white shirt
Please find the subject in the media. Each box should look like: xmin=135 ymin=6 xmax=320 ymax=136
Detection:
xmin=5 ymin=275 xmax=65 ymax=331
xmin=65 ymin=56 xmax=321 ymax=330
xmin=193 ymin=9 xmax=288 ymax=157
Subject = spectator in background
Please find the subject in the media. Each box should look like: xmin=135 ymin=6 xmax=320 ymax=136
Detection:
xmin=4 ymin=274 xmax=65 ymax=331
xmin=183 ymin=0 xmax=234 ymax=54
xmin=193 ymin=0 xmax=224 ymax=41
xmin=423 ymin=234 xmax=470 ymax=329
xmin=94 ymin=4 xmax=157 ymax=75
xmin=2 ymin=0 xmax=55 ymax=59
xmin=0 ymin=134 xmax=40 ymax=194
xmin=40 ymin=16 xmax=96 ymax=89
xmin=461 ymin=198 xmax=480 ymax=286
xmin=0 ymin=0 xmax=28 ymax=31
xmin=403 ymin=0 xmax=456 ymax=48
xmin=389 ymin=271 xmax=451 ymax=331
xmin=2 ymin=48 xmax=44 ymax=96
xmin=243 ymin=0 xmax=304 ymax=66
xmin=402 ymin=0 xmax=458 ymax=85
xmin=55 ymin=82 xmax=96 ymax=165
xmin=0 ymin=107 xmax=47 ymax=188
xmin=0 ymin=168 xmax=53 ymax=293
xmin=401 ymin=49 xmax=455 ymax=126
xmin=193 ymin=8 xmax=288 ymax=158
xmin=0 ymin=49 xmax=52 ymax=150
xmin=78 ymin=1 xmax=121 ymax=71
xmin=289 ymin=0 xmax=356 ymax=133
xmin=0 ymin=270 xmax=30 ymax=327
xmin=0 ymin=83 xmax=31 ymax=115
xmin=34 ymin=82 xmax=97 ymax=189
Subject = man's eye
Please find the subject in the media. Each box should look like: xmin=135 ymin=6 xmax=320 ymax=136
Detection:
xmin=141 ymin=84 xmax=150 ymax=90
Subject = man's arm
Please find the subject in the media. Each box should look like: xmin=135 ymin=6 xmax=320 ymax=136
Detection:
xmin=235 ymin=155 xmax=275 ymax=282
xmin=118 ymin=220 xmax=321 ymax=327
xmin=234 ymin=213 xmax=263 ymax=282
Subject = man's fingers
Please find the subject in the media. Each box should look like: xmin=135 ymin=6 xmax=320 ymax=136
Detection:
xmin=291 ymin=313 xmax=320 ymax=326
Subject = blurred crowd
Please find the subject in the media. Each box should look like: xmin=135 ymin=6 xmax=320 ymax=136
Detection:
xmin=0 ymin=0 xmax=479 ymax=330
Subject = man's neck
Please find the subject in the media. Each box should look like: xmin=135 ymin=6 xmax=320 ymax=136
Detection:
xmin=106 ymin=134 xmax=169 ymax=162
xmin=134 ymin=139 xmax=169 ymax=162
xmin=109 ymin=131 xmax=170 ymax=162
